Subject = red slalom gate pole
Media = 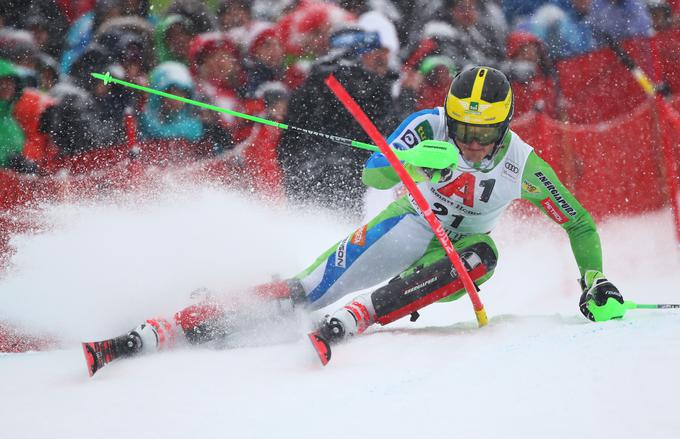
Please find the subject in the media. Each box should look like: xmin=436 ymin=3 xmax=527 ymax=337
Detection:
xmin=324 ymin=74 xmax=488 ymax=327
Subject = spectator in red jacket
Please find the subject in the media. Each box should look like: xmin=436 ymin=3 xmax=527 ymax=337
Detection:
xmin=13 ymin=87 xmax=57 ymax=170
xmin=230 ymin=82 xmax=289 ymax=198
xmin=245 ymin=26 xmax=306 ymax=97
xmin=188 ymin=32 xmax=250 ymax=138
xmin=277 ymin=1 xmax=355 ymax=62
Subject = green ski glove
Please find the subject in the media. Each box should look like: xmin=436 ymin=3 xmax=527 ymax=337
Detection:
xmin=579 ymin=270 xmax=625 ymax=322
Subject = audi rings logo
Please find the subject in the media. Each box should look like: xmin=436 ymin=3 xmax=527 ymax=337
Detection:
xmin=504 ymin=162 xmax=519 ymax=174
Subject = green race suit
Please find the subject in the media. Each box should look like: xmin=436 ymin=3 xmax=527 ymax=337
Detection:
xmin=295 ymin=107 xmax=601 ymax=311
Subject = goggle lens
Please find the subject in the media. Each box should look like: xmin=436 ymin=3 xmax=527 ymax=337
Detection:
xmin=448 ymin=120 xmax=503 ymax=146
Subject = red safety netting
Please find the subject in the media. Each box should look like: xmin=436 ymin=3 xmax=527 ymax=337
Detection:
xmin=556 ymin=29 xmax=680 ymax=124
xmin=513 ymin=95 xmax=680 ymax=220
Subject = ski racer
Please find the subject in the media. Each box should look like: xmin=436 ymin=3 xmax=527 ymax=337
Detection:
xmin=84 ymin=66 xmax=624 ymax=372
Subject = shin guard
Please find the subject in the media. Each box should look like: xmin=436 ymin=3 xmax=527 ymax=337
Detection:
xmin=372 ymin=241 xmax=497 ymax=325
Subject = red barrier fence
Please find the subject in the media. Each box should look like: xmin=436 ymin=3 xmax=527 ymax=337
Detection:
xmin=513 ymin=96 xmax=680 ymax=226
xmin=556 ymin=29 xmax=680 ymax=124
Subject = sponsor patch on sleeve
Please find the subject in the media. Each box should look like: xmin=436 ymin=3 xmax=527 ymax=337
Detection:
xmin=415 ymin=121 xmax=433 ymax=141
xmin=540 ymin=198 xmax=569 ymax=224
xmin=400 ymin=129 xmax=419 ymax=147
xmin=522 ymin=180 xmax=540 ymax=194
xmin=351 ymin=225 xmax=367 ymax=246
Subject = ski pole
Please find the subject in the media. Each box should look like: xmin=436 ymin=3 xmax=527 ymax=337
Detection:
xmin=90 ymin=72 xmax=457 ymax=170
xmin=588 ymin=298 xmax=680 ymax=322
xmin=627 ymin=302 xmax=680 ymax=310
xmin=324 ymin=74 xmax=488 ymax=328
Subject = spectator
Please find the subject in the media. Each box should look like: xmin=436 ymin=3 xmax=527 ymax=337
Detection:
xmin=41 ymin=83 xmax=98 ymax=156
xmin=278 ymin=27 xmax=399 ymax=218
xmin=71 ymin=44 xmax=130 ymax=147
xmin=154 ymin=13 xmax=194 ymax=64
xmin=36 ymin=53 xmax=59 ymax=91
xmin=0 ymin=59 xmax=25 ymax=169
xmin=589 ymin=0 xmax=654 ymax=44
xmin=244 ymin=26 xmax=306 ymax=97
xmin=512 ymin=2 xmax=596 ymax=60
xmin=96 ymin=15 xmax=154 ymax=61
xmin=166 ymin=0 xmax=216 ymax=34
xmin=394 ymin=0 xmax=447 ymax=50
xmin=13 ymin=87 xmax=57 ymax=170
xmin=109 ymin=31 xmax=153 ymax=89
xmin=506 ymin=30 xmax=559 ymax=118
xmin=229 ymin=82 xmax=289 ymax=197
xmin=0 ymin=29 xmax=40 ymax=71
xmin=96 ymin=17 xmax=155 ymax=96
xmin=68 ymin=42 xmax=112 ymax=89
xmin=138 ymin=61 xmax=203 ymax=142
xmin=444 ymin=0 xmax=508 ymax=64
xmin=23 ymin=1 xmax=69 ymax=59
xmin=217 ymin=0 xmax=253 ymax=33
xmin=277 ymin=1 xmax=354 ymax=63
xmin=188 ymin=32 xmax=249 ymax=140
xmin=218 ymin=1 xmax=270 ymax=54
xmin=60 ymin=0 xmax=122 ymax=74
xmin=357 ymin=9 xmax=401 ymax=70
xmin=399 ymin=55 xmax=457 ymax=113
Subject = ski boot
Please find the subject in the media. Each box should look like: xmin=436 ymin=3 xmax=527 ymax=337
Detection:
xmin=82 ymin=320 xmax=170 ymax=377
xmin=308 ymin=299 xmax=375 ymax=366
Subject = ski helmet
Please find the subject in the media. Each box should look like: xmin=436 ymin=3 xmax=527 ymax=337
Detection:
xmin=444 ymin=66 xmax=513 ymax=163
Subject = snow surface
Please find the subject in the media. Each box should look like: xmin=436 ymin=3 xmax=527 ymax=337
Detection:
xmin=1 ymin=182 xmax=679 ymax=439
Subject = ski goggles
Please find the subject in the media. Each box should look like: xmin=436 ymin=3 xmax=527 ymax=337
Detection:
xmin=447 ymin=119 xmax=504 ymax=146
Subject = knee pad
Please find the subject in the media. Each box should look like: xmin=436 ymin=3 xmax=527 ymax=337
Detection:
xmin=372 ymin=237 xmax=498 ymax=325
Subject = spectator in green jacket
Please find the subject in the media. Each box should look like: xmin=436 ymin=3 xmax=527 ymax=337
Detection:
xmin=0 ymin=59 xmax=25 ymax=169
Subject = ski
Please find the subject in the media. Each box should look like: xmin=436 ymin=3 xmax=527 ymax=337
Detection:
xmin=307 ymin=331 xmax=331 ymax=366
xmin=82 ymin=333 xmax=135 ymax=377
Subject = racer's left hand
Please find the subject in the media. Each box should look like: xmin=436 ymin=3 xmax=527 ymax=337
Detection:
xmin=579 ymin=270 xmax=625 ymax=321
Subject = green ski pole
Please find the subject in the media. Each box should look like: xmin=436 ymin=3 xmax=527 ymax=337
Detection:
xmin=90 ymin=72 xmax=458 ymax=170
xmin=588 ymin=299 xmax=680 ymax=322
xmin=627 ymin=302 xmax=680 ymax=310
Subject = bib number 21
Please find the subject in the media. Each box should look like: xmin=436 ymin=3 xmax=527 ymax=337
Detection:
xmin=432 ymin=174 xmax=496 ymax=229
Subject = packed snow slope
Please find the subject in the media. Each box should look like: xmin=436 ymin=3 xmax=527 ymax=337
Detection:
xmin=1 ymin=183 xmax=679 ymax=439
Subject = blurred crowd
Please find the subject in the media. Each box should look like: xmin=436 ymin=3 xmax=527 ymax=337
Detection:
xmin=0 ymin=0 xmax=678 ymax=214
